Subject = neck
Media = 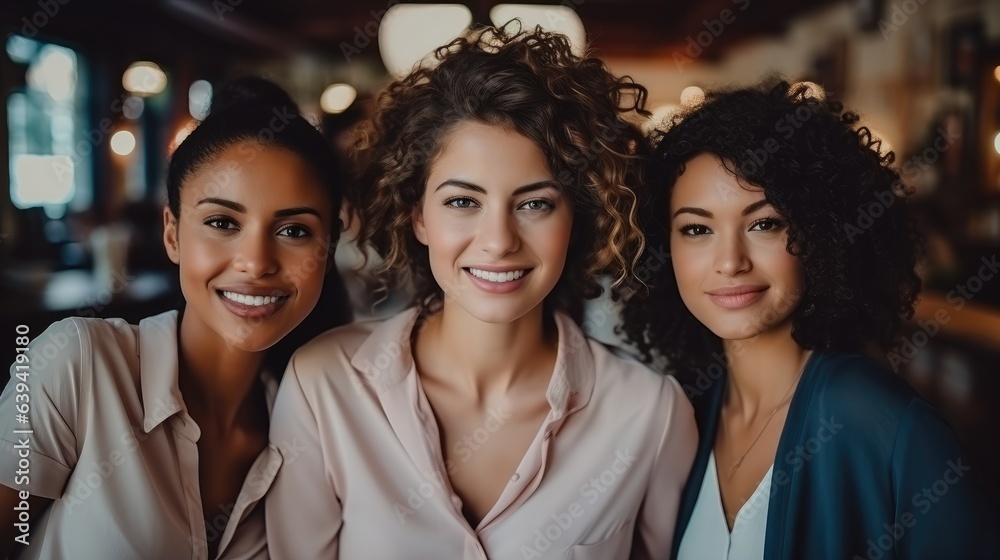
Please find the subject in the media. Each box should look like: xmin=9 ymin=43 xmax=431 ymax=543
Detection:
xmin=177 ymin=310 xmax=265 ymax=432
xmin=722 ymin=322 xmax=811 ymax=420
xmin=416 ymin=302 xmax=557 ymax=402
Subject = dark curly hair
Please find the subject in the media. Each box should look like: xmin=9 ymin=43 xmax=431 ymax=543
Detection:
xmin=348 ymin=21 xmax=648 ymax=322
xmin=619 ymin=79 xmax=923 ymax=378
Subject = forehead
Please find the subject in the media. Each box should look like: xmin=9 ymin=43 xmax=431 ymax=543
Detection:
xmin=670 ymin=153 xmax=766 ymax=210
xmin=183 ymin=143 xmax=330 ymax=208
xmin=427 ymin=121 xmax=553 ymax=191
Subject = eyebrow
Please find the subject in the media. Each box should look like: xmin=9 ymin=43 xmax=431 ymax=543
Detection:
xmin=196 ymin=197 xmax=322 ymax=219
xmin=434 ymin=179 xmax=560 ymax=197
xmin=672 ymin=199 xmax=772 ymax=219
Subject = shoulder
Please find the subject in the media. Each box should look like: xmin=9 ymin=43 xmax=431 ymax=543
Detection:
xmin=807 ymin=352 xmax=921 ymax=416
xmin=793 ymin=352 xmax=939 ymax=453
xmin=25 ymin=315 xmax=139 ymax=375
xmin=588 ymin=340 xmax=689 ymax=410
xmin=289 ymin=315 xmax=390 ymax=371
xmin=4 ymin=315 xmax=143 ymax=434
xmin=283 ymin=311 xmax=412 ymax=398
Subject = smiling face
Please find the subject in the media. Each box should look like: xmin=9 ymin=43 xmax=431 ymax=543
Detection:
xmin=163 ymin=142 xmax=334 ymax=352
xmin=413 ymin=121 xmax=574 ymax=324
xmin=669 ymin=153 xmax=803 ymax=342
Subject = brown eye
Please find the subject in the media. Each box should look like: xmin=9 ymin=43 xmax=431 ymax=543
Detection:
xmin=679 ymin=224 xmax=710 ymax=236
xmin=749 ymin=218 xmax=785 ymax=232
xmin=205 ymin=217 xmax=237 ymax=230
xmin=279 ymin=225 xmax=310 ymax=238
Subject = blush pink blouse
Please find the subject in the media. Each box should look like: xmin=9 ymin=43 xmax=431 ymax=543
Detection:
xmin=265 ymin=308 xmax=697 ymax=559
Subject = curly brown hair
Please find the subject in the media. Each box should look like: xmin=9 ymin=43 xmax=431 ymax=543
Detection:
xmin=348 ymin=21 xmax=648 ymax=321
xmin=619 ymin=79 xmax=924 ymax=379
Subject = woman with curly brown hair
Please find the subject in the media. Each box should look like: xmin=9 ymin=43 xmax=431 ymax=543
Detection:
xmin=620 ymin=80 xmax=994 ymax=559
xmin=264 ymin=23 xmax=697 ymax=560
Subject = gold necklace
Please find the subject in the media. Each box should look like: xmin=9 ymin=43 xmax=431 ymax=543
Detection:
xmin=725 ymin=351 xmax=812 ymax=481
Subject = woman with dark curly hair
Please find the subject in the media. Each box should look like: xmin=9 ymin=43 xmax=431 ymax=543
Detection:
xmin=265 ymin=23 xmax=697 ymax=559
xmin=620 ymin=80 xmax=994 ymax=559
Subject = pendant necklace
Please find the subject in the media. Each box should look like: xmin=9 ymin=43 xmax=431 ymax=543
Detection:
xmin=726 ymin=351 xmax=812 ymax=481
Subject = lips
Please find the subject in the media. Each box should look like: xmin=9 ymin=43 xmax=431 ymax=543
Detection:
xmin=221 ymin=292 xmax=282 ymax=307
xmin=705 ymin=285 xmax=768 ymax=309
xmin=466 ymin=267 xmax=527 ymax=283
xmin=215 ymin=287 xmax=290 ymax=320
xmin=462 ymin=267 xmax=533 ymax=294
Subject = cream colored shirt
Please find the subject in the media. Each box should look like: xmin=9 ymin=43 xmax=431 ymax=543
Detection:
xmin=676 ymin=452 xmax=771 ymax=560
xmin=0 ymin=311 xmax=282 ymax=560
xmin=265 ymin=308 xmax=698 ymax=560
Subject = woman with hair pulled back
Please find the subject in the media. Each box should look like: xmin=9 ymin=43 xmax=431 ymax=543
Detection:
xmin=621 ymin=80 xmax=994 ymax=559
xmin=0 ymin=76 xmax=351 ymax=559
xmin=265 ymin=23 xmax=697 ymax=560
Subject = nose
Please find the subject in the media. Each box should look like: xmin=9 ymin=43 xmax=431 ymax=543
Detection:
xmin=233 ymin=231 xmax=279 ymax=278
xmin=715 ymin=232 xmax=752 ymax=276
xmin=479 ymin=208 xmax=520 ymax=258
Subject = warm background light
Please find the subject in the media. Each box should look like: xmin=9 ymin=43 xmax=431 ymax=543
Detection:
xmin=122 ymin=61 xmax=167 ymax=96
xmin=320 ymin=83 xmax=357 ymax=114
xmin=489 ymin=4 xmax=586 ymax=55
xmin=378 ymin=4 xmax=473 ymax=78
xmin=189 ymin=80 xmax=212 ymax=120
xmin=110 ymin=130 xmax=136 ymax=156
xmin=679 ymin=86 xmax=705 ymax=108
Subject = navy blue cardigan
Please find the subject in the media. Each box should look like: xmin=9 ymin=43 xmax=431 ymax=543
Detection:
xmin=670 ymin=352 xmax=996 ymax=560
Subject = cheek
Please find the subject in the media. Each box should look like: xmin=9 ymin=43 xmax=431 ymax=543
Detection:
xmin=530 ymin=214 xmax=572 ymax=261
xmin=669 ymin=241 xmax=706 ymax=291
xmin=284 ymin=242 xmax=329 ymax=298
xmin=423 ymin=212 xmax=473 ymax=261
xmin=176 ymin=228 xmax=226 ymax=283
xmin=762 ymin=248 xmax=802 ymax=288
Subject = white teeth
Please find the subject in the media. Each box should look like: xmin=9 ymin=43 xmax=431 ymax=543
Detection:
xmin=222 ymin=291 xmax=281 ymax=306
xmin=467 ymin=268 xmax=526 ymax=283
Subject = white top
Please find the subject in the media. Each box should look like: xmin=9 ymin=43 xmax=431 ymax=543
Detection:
xmin=677 ymin=452 xmax=772 ymax=560
xmin=0 ymin=311 xmax=281 ymax=559
xmin=265 ymin=307 xmax=699 ymax=560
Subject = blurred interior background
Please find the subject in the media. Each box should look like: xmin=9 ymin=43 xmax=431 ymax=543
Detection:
xmin=2 ymin=0 xmax=998 ymax=503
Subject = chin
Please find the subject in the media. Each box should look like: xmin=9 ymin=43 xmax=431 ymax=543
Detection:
xmin=453 ymin=298 xmax=539 ymax=325
xmin=218 ymin=324 xmax=288 ymax=353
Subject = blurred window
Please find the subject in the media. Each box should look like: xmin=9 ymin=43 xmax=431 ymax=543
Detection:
xmin=7 ymin=35 xmax=91 ymax=215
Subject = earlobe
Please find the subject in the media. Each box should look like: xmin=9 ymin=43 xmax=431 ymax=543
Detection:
xmin=162 ymin=207 xmax=180 ymax=265
xmin=412 ymin=204 xmax=428 ymax=246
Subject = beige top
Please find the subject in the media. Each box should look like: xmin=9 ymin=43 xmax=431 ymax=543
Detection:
xmin=0 ymin=311 xmax=281 ymax=560
xmin=265 ymin=308 xmax=697 ymax=560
